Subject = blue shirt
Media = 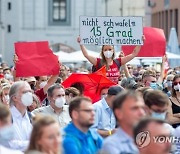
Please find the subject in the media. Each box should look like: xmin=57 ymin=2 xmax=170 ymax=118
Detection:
xmin=92 ymin=98 xmax=116 ymax=131
xmin=63 ymin=122 xmax=103 ymax=154
xmin=101 ymin=127 xmax=139 ymax=154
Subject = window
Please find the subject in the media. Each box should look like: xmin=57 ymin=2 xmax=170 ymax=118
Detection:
xmin=7 ymin=25 xmax=11 ymax=33
xmin=49 ymin=0 xmax=71 ymax=26
xmin=175 ymin=9 xmax=178 ymax=35
xmin=7 ymin=2 xmax=11 ymax=10
xmin=165 ymin=10 xmax=168 ymax=38
xmin=164 ymin=0 xmax=169 ymax=8
xmin=170 ymin=10 xmax=173 ymax=28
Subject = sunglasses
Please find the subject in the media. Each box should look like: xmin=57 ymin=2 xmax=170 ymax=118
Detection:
xmin=174 ymin=82 xmax=180 ymax=86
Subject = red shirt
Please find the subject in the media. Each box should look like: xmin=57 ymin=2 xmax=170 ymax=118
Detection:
xmin=96 ymin=58 xmax=121 ymax=84
xmin=35 ymin=88 xmax=47 ymax=103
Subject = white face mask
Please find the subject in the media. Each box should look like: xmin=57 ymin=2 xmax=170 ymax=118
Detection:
xmin=4 ymin=95 xmax=10 ymax=102
xmin=55 ymin=97 xmax=66 ymax=108
xmin=39 ymin=81 xmax=47 ymax=88
xmin=4 ymin=73 xmax=13 ymax=80
xmin=174 ymin=84 xmax=180 ymax=92
xmin=103 ymin=50 xmax=113 ymax=58
xmin=21 ymin=92 xmax=33 ymax=106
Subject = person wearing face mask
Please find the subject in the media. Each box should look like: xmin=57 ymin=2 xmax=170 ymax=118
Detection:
xmin=142 ymin=69 xmax=163 ymax=90
xmin=143 ymin=90 xmax=174 ymax=132
xmin=77 ymin=36 xmax=145 ymax=84
xmin=32 ymin=84 xmax=71 ymax=128
xmin=144 ymin=90 xmax=178 ymax=153
xmin=8 ymin=81 xmax=33 ymax=151
xmin=13 ymin=54 xmax=60 ymax=105
xmin=3 ymin=67 xmax=14 ymax=82
xmin=0 ymin=84 xmax=11 ymax=106
xmin=0 ymin=104 xmax=23 ymax=154
xmin=163 ymin=74 xmax=174 ymax=97
xmin=168 ymin=74 xmax=180 ymax=128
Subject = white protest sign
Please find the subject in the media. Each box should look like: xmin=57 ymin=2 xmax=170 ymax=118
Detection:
xmin=80 ymin=16 xmax=143 ymax=45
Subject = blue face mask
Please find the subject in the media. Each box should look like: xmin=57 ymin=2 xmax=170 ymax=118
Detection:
xmin=151 ymin=111 xmax=167 ymax=120
xmin=167 ymin=81 xmax=172 ymax=87
xmin=150 ymin=82 xmax=158 ymax=90
xmin=0 ymin=125 xmax=15 ymax=143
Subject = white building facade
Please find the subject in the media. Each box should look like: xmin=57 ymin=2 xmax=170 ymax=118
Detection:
xmin=0 ymin=0 xmax=146 ymax=65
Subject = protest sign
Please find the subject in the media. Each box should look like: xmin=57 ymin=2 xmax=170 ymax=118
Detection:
xmin=15 ymin=41 xmax=60 ymax=77
xmin=122 ymin=27 xmax=166 ymax=57
xmin=80 ymin=16 xmax=143 ymax=45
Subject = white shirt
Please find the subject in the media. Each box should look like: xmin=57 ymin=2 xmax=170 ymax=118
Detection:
xmin=0 ymin=145 xmax=23 ymax=154
xmin=9 ymin=106 xmax=32 ymax=151
xmin=32 ymin=105 xmax=71 ymax=128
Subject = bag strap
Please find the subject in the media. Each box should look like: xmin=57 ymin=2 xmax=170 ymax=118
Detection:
xmin=114 ymin=59 xmax=121 ymax=69
xmin=96 ymin=59 xmax=102 ymax=70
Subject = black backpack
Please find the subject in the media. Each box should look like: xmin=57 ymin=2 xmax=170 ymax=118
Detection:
xmin=92 ymin=59 xmax=121 ymax=73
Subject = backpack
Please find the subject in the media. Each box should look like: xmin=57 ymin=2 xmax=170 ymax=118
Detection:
xmin=92 ymin=59 xmax=121 ymax=73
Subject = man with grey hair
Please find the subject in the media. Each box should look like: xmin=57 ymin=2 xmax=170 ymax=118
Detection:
xmin=8 ymin=81 xmax=33 ymax=151
xmin=32 ymin=84 xmax=71 ymax=128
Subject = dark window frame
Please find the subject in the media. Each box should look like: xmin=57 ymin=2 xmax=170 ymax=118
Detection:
xmin=7 ymin=25 xmax=11 ymax=33
xmin=7 ymin=2 xmax=11 ymax=10
xmin=49 ymin=0 xmax=71 ymax=26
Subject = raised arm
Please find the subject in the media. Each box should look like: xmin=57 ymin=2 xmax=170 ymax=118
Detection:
xmin=158 ymin=55 xmax=166 ymax=83
xmin=13 ymin=54 xmax=21 ymax=81
xmin=121 ymin=36 xmax=145 ymax=65
xmin=77 ymin=37 xmax=97 ymax=66
xmin=119 ymin=51 xmax=132 ymax=78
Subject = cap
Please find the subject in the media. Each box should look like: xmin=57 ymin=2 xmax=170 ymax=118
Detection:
xmin=108 ymin=86 xmax=124 ymax=95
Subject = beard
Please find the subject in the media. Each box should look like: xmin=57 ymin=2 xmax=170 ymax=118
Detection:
xmin=79 ymin=120 xmax=94 ymax=128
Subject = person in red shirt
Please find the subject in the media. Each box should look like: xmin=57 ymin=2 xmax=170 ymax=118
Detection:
xmin=77 ymin=36 xmax=144 ymax=84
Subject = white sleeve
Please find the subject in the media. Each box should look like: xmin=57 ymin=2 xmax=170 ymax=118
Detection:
xmin=8 ymin=140 xmax=29 ymax=152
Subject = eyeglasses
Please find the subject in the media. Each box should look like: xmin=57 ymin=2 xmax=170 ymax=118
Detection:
xmin=77 ymin=109 xmax=95 ymax=113
xmin=151 ymin=81 xmax=156 ymax=83
xmin=173 ymin=82 xmax=180 ymax=86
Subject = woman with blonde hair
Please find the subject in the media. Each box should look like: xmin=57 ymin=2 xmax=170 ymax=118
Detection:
xmin=77 ymin=36 xmax=144 ymax=83
xmin=0 ymin=84 xmax=11 ymax=106
xmin=26 ymin=115 xmax=61 ymax=154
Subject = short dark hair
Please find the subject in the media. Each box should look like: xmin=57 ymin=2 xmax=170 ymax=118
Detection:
xmin=71 ymin=82 xmax=84 ymax=96
xmin=47 ymin=84 xmax=64 ymax=97
xmin=113 ymin=90 xmax=140 ymax=112
xmin=144 ymin=90 xmax=169 ymax=108
xmin=0 ymin=104 xmax=11 ymax=122
xmin=133 ymin=118 xmax=165 ymax=142
xmin=69 ymin=96 xmax=91 ymax=118
xmin=65 ymin=87 xmax=80 ymax=97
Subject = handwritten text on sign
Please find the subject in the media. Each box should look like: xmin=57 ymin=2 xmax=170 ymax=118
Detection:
xmin=80 ymin=16 xmax=143 ymax=45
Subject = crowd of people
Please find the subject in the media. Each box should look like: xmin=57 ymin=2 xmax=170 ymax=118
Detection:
xmin=0 ymin=40 xmax=180 ymax=154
